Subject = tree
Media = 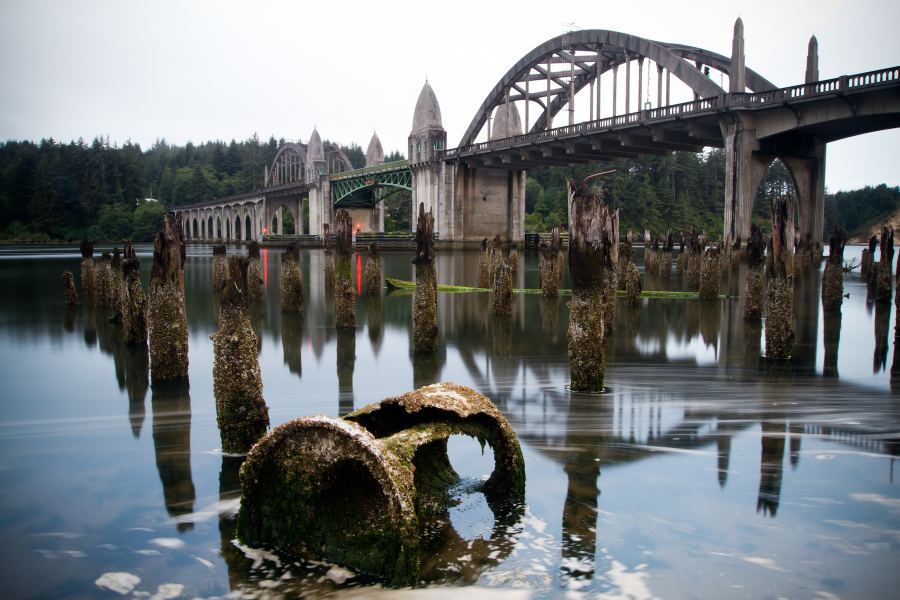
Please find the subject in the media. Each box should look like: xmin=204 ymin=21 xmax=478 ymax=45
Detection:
xmin=132 ymin=200 xmax=167 ymax=241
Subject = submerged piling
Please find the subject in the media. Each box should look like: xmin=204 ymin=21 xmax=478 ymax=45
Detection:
xmin=620 ymin=230 xmax=641 ymax=307
xmin=323 ymin=223 xmax=335 ymax=291
xmin=492 ymin=260 xmax=513 ymax=316
xmin=95 ymin=252 xmax=113 ymax=307
xmin=280 ymin=242 xmax=304 ymax=313
xmin=874 ymin=225 xmax=894 ymax=303
xmin=539 ymin=227 xmax=561 ymax=297
xmin=644 ymin=231 xmax=658 ymax=275
xmin=508 ymin=243 xmax=518 ymax=279
xmin=364 ymin=242 xmax=381 ymax=297
xmin=822 ymin=226 xmax=846 ymax=312
xmin=212 ymin=245 xmax=228 ymax=293
xmin=413 ymin=203 xmax=438 ymax=352
xmin=334 ymin=210 xmax=356 ymax=328
xmin=660 ymin=231 xmax=673 ymax=279
xmin=602 ymin=210 xmax=620 ymax=336
xmin=477 ymin=238 xmax=491 ymax=289
xmin=765 ymin=197 xmax=795 ymax=360
xmin=744 ymin=225 xmax=766 ymax=320
xmin=110 ymin=247 xmax=125 ymax=321
xmin=80 ymin=240 xmax=95 ymax=298
xmin=213 ymin=256 xmax=269 ymax=454
xmin=122 ymin=243 xmax=148 ymax=345
xmin=247 ymin=242 xmax=264 ymax=303
xmin=148 ymin=212 xmax=189 ymax=382
xmin=861 ymin=235 xmax=877 ymax=278
xmin=567 ymin=172 xmax=616 ymax=392
xmin=61 ymin=271 xmax=78 ymax=305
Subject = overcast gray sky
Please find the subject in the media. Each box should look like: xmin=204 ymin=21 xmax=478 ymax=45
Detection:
xmin=1 ymin=0 xmax=897 ymax=191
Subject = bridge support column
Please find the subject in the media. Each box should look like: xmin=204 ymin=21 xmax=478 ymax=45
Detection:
xmin=308 ymin=181 xmax=332 ymax=236
xmin=722 ymin=116 xmax=770 ymax=242
xmin=783 ymin=144 xmax=826 ymax=245
xmin=441 ymin=163 xmax=525 ymax=244
xmin=410 ymin=163 xmax=444 ymax=235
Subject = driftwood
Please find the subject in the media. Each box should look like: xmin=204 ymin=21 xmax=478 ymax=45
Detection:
xmin=148 ymin=212 xmax=188 ymax=381
xmin=412 ymin=203 xmax=438 ymax=352
xmin=822 ymin=226 xmax=846 ymax=312
xmin=567 ymin=172 xmax=616 ymax=392
xmin=334 ymin=210 xmax=356 ymax=328
xmin=237 ymin=383 xmax=525 ymax=585
xmin=213 ymin=255 xmax=269 ymax=453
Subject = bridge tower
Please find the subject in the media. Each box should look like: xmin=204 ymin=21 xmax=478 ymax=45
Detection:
xmin=408 ymin=82 xmax=448 ymax=233
xmin=366 ymin=132 xmax=385 ymax=232
xmin=723 ymin=21 xmax=826 ymax=245
xmin=306 ymin=127 xmax=331 ymax=236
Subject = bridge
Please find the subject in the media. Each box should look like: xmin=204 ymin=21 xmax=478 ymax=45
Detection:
xmin=174 ymin=19 xmax=900 ymax=245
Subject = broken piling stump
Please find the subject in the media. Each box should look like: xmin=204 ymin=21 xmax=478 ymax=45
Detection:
xmin=660 ymin=231 xmax=674 ymax=279
xmin=80 ymin=240 xmax=95 ymax=298
xmin=110 ymin=247 xmax=125 ymax=322
xmin=874 ymin=225 xmax=894 ymax=303
xmin=122 ymin=244 xmax=148 ymax=345
xmin=334 ymin=211 xmax=356 ymax=328
xmin=602 ymin=210 xmax=620 ymax=336
xmin=247 ymin=242 xmax=264 ymax=303
xmin=413 ymin=203 xmax=438 ymax=353
xmin=539 ymin=227 xmax=561 ymax=298
xmin=508 ymin=244 xmax=518 ymax=279
xmin=743 ymin=225 xmax=766 ymax=320
xmin=95 ymin=252 xmax=113 ymax=307
xmin=212 ymin=244 xmax=228 ymax=293
xmin=148 ymin=212 xmax=189 ymax=382
xmin=765 ymin=197 xmax=795 ymax=360
xmin=323 ymin=223 xmax=335 ymax=291
xmin=822 ymin=226 xmax=846 ymax=312
xmin=492 ymin=259 xmax=513 ymax=316
xmin=61 ymin=271 xmax=78 ymax=305
xmin=620 ymin=231 xmax=641 ymax=307
xmin=213 ymin=256 xmax=269 ymax=454
xmin=477 ymin=238 xmax=491 ymax=289
xmin=364 ymin=242 xmax=382 ymax=297
xmin=699 ymin=248 xmax=720 ymax=300
xmin=280 ymin=242 xmax=304 ymax=313
xmin=236 ymin=382 xmax=525 ymax=585
xmin=567 ymin=172 xmax=615 ymax=392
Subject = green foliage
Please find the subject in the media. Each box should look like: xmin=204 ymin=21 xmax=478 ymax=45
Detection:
xmin=132 ymin=200 xmax=166 ymax=242
xmin=384 ymin=190 xmax=411 ymax=232
xmin=824 ymin=184 xmax=900 ymax=236
xmin=88 ymin=202 xmax=134 ymax=241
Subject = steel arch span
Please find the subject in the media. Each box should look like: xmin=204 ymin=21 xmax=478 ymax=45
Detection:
xmin=460 ymin=29 xmax=777 ymax=146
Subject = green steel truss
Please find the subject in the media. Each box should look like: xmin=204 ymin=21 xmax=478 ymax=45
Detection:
xmin=330 ymin=160 xmax=411 ymax=208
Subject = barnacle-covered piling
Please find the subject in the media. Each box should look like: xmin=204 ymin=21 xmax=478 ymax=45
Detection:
xmin=212 ymin=244 xmax=228 ymax=293
xmin=492 ymin=259 xmax=512 ymax=316
xmin=237 ymin=382 xmax=525 ymax=585
xmin=822 ymin=226 xmax=846 ymax=312
xmin=280 ymin=242 xmax=304 ymax=313
xmin=95 ymin=252 xmax=113 ymax=307
xmin=334 ymin=211 xmax=356 ymax=328
xmin=602 ymin=211 xmax=620 ymax=336
xmin=122 ymin=244 xmax=148 ymax=345
xmin=247 ymin=242 xmax=264 ymax=302
xmin=148 ymin=213 xmax=189 ymax=382
xmin=213 ymin=256 xmax=269 ymax=454
xmin=539 ymin=227 xmax=562 ymax=298
xmin=412 ymin=203 xmax=438 ymax=353
xmin=567 ymin=171 xmax=616 ymax=392
xmin=477 ymin=238 xmax=491 ymax=289
xmin=660 ymin=231 xmax=674 ymax=279
xmin=61 ymin=271 xmax=78 ymax=305
xmin=110 ymin=247 xmax=125 ymax=321
xmin=364 ymin=242 xmax=382 ymax=297
xmin=743 ymin=225 xmax=766 ymax=320
xmin=80 ymin=240 xmax=95 ymax=298
xmin=323 ymin=223 xmax=335 ymax=291
xmin=508 ymin=243 xmax=518 ymax=279
xmin=765 ymin=197 xmax=795 ymax=360
xmin=699 ymin=248 xmax=720 ymax=300
xmin=620 ymin=231 xmax=641 ymax=307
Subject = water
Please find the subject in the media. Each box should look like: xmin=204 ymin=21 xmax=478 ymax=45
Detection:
xmin=0 ymin=244 xmax=898 ymax=599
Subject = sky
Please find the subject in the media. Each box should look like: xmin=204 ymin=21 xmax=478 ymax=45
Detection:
xmin=0 ymin=0 xmax=897 ymax=192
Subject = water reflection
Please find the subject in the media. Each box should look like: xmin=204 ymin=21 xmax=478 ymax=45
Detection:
xmin=874 ymin=300 xmax=891 ymax=373
xmin=366 ymin=295 xmax=383 ymax=357
xmin=336 ymin=328 xmax=355 ymax=416
xmin=281 ymin=311 xmax=303 ymax=377
xmin=151 ymin=379 xmax=196 ymax=532
xmin=412 ymin=348 xmax=445 ymax=390
xmin=756 ymin=420 xmax=786 ymax=517
xmin=125 ymin=344 xmax=149 ymax=438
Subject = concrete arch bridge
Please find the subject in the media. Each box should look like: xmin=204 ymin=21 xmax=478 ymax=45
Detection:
xmin=175 ymin=20 xmax=900 ymax=245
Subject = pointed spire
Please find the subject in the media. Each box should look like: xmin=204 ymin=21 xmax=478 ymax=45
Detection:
xmin=366 ymin=131 xmax=384 ymax=166
xmin=490 ymin=102 xmax=523 ymax=140
xmin=411 ymin=81 xmax=444 ymax=134
xmin=307 ymin=127 xmax=324 ymax=161
xmin=730 ymin=17 xmax=746 ymax=93
xmin=806 ymin=35 xmax=819 ymax=83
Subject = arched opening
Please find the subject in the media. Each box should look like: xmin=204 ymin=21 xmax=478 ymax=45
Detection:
xmin=445 ymin=433 xmax=496 ymax=540
xmin=192 ymin=218 xmax=198 ymax=238
xmin=207 ymin=217 xmax=213 ymax=239
xmin=201 ymin=219 xmax=206 ymax=239
xmin=216 ymin=217 xmax=222 ymax=239
xmin=753 ymin=158 xmax=797 ymax=231
xmin=234 ymin=216 xmax=242 ymax=241
xmin=272 ymin=211 xmax=280 ymax=236
xmin=245 ymin=215 xmax=252 ymax=240
xmin=225 ymin=217 xmax=231 ymax=241
xmin=282 ymin=208 xmax=295 ymax=235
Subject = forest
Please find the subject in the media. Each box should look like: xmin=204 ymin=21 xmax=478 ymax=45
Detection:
xmin=0 ymin=136 xmax=896 ymax=242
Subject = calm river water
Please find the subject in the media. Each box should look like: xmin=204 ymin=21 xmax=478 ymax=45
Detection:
xmin=0 ymin=244 xmax=898 ymax=599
